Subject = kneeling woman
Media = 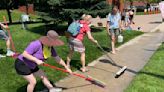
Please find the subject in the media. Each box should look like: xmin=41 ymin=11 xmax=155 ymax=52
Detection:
xmin=15 ymin=30 xmax=72 ymax=92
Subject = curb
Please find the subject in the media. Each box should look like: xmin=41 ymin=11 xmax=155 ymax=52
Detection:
xmin=150 ymin=22 xmax=164 ymax=32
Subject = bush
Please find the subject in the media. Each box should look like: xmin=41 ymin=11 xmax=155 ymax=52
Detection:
xmin=89 ymin=1 xmax=112 ymax=18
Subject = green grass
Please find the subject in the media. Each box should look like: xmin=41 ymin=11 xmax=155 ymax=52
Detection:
xmin=0 ymin=9 xmax=144 ymax=91
xmin=0 ymin=10 xmax=40 ymax=22
xmin=125 ymin=44 xmax=164 ymax=92
xmin=136 ymin=12 xmax=145 ymax=15
xmin=0 ymin=23 xmax=143 ymax=92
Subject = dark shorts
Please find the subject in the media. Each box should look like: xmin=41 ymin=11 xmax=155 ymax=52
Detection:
xmin=121 ymin=16 xmax=125 ymax=21
xmin=109 ymin=29 xmax=120 ymax=37
xmin=129 ymin=15 xmax=133 ymax=21
xmin=15 ymin=59 xmax=39 ymax=75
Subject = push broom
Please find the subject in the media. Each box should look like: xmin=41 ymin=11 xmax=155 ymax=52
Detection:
xmin=43 ymin=63 xmax=106 ymax=88
xmin=96 ymin=42 xmax=127 ymax=78
xmin=3 ymin=16 xmax=19 ymax=58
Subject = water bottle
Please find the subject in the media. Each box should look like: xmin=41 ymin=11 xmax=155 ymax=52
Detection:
xmin=118 ymin=34 xmax=123 ymax=43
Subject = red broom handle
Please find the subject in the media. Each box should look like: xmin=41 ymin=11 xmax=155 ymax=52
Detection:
xmin=43 ymin=63 xmax=92 ymax=81
xmin=3 ymin=16 xmax=16 ymax=52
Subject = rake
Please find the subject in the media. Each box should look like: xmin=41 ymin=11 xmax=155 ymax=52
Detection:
xmin=43 ymin=63 xmax=106 ymax=88
xmin=96 ymin=42 xmax=127 ymax=78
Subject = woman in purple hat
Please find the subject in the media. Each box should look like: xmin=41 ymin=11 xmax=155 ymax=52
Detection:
xmin=15 ymin=30 xmax=72 ymax=92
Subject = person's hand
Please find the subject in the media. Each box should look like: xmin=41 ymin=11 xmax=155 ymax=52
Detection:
xmin=65 ymin=67 xmax=73 ymax=74
xmin=4 ymin=25 xmax=8 ymax=29
xmin=36 ymin=59 xmax=44 ymax=65
xmin=111 ymin=36 xmax=115 ymax=41
xmin=94 ymin=40 xmax=98 ymax=44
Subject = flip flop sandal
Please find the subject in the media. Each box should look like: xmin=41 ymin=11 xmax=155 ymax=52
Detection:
xmin=111 ymin=51 xmax=116 ymax=54
xmin=80 ymin=68 xmax=89 ymax=73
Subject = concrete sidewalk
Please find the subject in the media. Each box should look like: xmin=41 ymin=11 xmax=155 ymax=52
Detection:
xmin=91 ymin=14 xmax=162 ymax=32
xmin=55 ymin=16 xmax=164 ymax=92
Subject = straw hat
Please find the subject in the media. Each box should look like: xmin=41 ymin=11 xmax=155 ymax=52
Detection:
xmin=39 ymin=30 xmax=64 ymax=46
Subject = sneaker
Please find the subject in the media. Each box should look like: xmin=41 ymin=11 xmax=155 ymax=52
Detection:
xmin=0 ymin=54 xmax=6 ymax=58
xmin=49 ymin=87 xmax=62 ymax=92
xmin=6 ymin=50 xmax=15 ymax=56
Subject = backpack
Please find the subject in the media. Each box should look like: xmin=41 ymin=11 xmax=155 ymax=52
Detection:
xmin=67 ymin=21 xmax=81 ymax=36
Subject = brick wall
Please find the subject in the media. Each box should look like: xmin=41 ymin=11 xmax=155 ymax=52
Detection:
xmin=18 ymin=4 xmax=34 ymax=14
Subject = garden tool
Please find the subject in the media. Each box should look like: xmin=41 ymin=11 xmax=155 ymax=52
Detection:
xmin=96 ymin=42 xmax=127 ymax=78
xmin=43 ymin=63 xmax=106 ymax=88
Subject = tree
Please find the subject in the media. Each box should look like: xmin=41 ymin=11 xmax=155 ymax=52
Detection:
xmin=1 ymin=0 xmax=16 ymax=23
xmin=137 ymin=0 xmax=161 ymax=3
xmin=34 ymin=0 xmax=112 ymax=25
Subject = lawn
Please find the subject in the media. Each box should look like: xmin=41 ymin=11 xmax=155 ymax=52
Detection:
xmin=0 ymin=10 xmax=40 ymax=22
xmin=136 ymin=12 xmax=145 ymax=15
xmin=0 ymin=10 xmax=144 ymax=92
xmin=125 ymin=43 xmax=164 ymax=92
xmin=135 ymin=12 xmax=159 ymax=15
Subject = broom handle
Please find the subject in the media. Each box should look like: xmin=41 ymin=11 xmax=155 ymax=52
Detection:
xmin=43 ymin=63 xmax=92 ymax=81
xmin=3 ymin=16 xmax=16 ymax=52
xmin=96 ymin=42 xmax=116 ymax=64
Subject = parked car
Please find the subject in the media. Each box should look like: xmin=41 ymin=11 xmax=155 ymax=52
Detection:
xmin=135 ymin=6 xmax=146 ymax=12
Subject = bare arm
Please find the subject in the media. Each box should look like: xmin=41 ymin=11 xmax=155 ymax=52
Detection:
xmin=86 ymin=31 xmax=97 ymax=43
xmin=22 ymin=51 xmax=43 ymax=65
xmin=119 ymin=20 xmax=122 ymax=30
xmin=54 ymin=56 xmax=72 ymax=74
xmin=0 ymin=22 xmax=8 ymax=29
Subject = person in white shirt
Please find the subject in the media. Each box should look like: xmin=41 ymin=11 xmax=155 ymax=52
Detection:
xmin=106 ymin=6 xmax=121 ymax=54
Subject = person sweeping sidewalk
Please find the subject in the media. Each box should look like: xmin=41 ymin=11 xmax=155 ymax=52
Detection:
xmin=66 ymin=14 xmax=98 ymax=72
xmin=0 ymin=22 xmax=15 ymax=57
xmin=106 ymin=6 xmax=122 ymax=54
xmin=14 ymin=30 xmax=72 ymax=92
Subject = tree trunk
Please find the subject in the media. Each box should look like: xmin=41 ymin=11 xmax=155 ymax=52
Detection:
xmin=119 ymin=0 xmax=124 ymax=13
xmin=3 ymin=0 xmax=12 ymax=23
xmin=112 ymin=0 xmax=120 ymax=9
xmin=6 ymin=8 xmax=12 ymax=23
xmin=25 ymin=0 xmax=29 ymax=14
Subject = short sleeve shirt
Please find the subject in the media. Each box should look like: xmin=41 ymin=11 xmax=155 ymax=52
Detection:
xmin=75 ymin=20 xmax=91 ymax=41
xmin=107 ymin=13 xmax=121 ymax=29
xmin=18 ymin=40 xmax=58 ymax=69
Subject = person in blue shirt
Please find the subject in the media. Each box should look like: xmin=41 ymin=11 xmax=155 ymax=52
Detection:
xmin=106 ymin=6 xmax=121 ymax=54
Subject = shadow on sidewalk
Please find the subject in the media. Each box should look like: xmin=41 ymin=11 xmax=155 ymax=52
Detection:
xmin=99 ymin=59 xmax=138 ymax=75
xmin=149 ymin=21 xmax=162 ymax=24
